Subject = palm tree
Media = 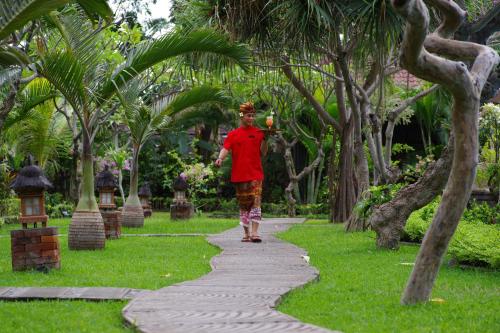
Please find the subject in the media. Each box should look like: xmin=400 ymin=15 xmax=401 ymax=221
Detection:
xmin=0 ymin=0 xmax=112 ymax=132
xmin=36 ymin=9 xmax=249 ymax=249
xmin=117 ymin=82 xmax=230 ymax=227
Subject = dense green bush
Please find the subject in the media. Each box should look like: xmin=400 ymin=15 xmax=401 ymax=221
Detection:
xmin=448 ymin=222 xmax=500 ymax=268
xmin=219 ymin=199 xmax=238 ymax=212
xmin=196 ymin=197 xmax=221 ymax=211
xmin=46 ymin=202 xmax=74 ymax=218
xmin=0 ymin=197 xmax=20 ymax=218
xmin=45 ymin=192 xmax=74 ymax=218
xmin=115 ymin=195 xmax=124 ymax=208
xmin=404 ymin=212 xmax=431 ymax=242
xmin=463 ymin=201 xmax=499 ymax=224
xmin=262 ymin=202 xmax=287 ymax=215
xmin=404 ymin=199 xmax=500 ymax=268
xmin=296 ymin=203 xmax=328 ymax=216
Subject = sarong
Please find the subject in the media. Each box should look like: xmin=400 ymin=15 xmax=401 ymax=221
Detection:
xmin=235 ymin=180 xmax=262 ymax=226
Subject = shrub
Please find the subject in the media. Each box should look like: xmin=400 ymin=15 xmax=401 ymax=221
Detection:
xmin=296 ymin=203 xmax=329 ymax=216
xmin=46 ymin=202 xmax=74 ymax=218
xmin=196 ymin=197 xmax=221 ymax=211
xmin=0 ymin=197 xmax=20 ymax=217
xmin=404 ymin=199 xmax=500 ymax=268
xmin=262 ymin=202 xmax=287 ymax=216
xmin=463 ymin=201 xmax=499 ymax=224
xmin=115 ymin=195 xmax=124 ymax=208
xmin=45 ymin=192 xmax=74 ymax=218
xmin=448 ymin=222 xmax=500 ymax=268
xmin=404 ymin=212 xmax=431 ymax=242
xmin=219 ymin=199 xmax=238 ymax=212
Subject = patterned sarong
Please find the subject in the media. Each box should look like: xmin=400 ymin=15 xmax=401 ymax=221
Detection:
xmin=235 ymin=180 xmax=262 ymax=226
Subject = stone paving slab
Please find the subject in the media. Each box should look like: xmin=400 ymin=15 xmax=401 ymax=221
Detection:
xmin=123 ymin=218 xmax=340 ymax=333
xmin=0 ymin=287 xmax=149 ymax=301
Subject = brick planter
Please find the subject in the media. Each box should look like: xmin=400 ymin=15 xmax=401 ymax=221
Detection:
xmin=101 ymin=210 xmax=121 ymax=239
xmin=11 ymin=227 xmax=60 ymax=271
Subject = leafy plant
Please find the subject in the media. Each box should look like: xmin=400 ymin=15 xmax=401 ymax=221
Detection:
xmin=353 ymin=183 xmax=404 ymax=220
xmin=448 ymin=222 xmax=500 ymax=268
xmin=463 ymin=201 xmax=499 ymax=225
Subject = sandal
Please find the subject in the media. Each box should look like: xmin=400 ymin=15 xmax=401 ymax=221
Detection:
xmin=241 ymin=236 xmax=251 ymax=242
xmin=251 ymin=235 xmax=262 ymax=243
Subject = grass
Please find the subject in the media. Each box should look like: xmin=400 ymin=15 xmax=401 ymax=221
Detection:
xmin=277 ymin=222 xmax=500 ymax=333
xmin=1 ymin=301 xmax=131 ymax=333
xmin=0 ymin=212 xmax=238 ymax=237
xmin=0 ymin=213 xmax=237 ymax=333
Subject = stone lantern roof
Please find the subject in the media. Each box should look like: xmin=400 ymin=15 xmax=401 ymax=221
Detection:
xmin=96 ymin=166 xmax=117 ymax=190
xmin=173 ymin=177 xmax=188 ymax=191
xmin=138 ymin=182 xmax=152 ymax=197
xmin=10 ymin=165 xmax=53 ymax=193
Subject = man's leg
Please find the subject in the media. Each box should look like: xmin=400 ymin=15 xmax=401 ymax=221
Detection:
xmin=240 ymin=209 xmax=251 ymax=241
xmin=249 ymin=207 xmax=262 ymax=242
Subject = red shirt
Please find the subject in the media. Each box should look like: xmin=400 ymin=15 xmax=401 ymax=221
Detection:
xmin=223 ymin=126 xmax=265 ymax=182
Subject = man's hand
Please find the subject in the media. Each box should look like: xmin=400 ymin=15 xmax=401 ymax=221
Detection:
xmin=215 ymin=158 xmax=223 ymax=167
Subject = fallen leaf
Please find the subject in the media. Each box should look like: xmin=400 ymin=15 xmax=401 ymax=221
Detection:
xmin=399 ymin=262 xmax=415 ymax=266
xmin=162 ymin=273 xmax=171 ymax=278
xmin=430 ymin=298 xmax=445 ymax=304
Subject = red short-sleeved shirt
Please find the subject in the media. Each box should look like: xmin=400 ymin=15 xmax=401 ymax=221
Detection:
xmin=223 ymin=126 xmax=265 ymax=182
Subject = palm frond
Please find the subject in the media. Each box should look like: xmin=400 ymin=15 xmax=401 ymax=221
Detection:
xmin=3 ymin=77 xmax=56 ymax=130
xmin=159 ymin=85 xmax=231 ymax=117
xmin=76 ymin=0 xmax=113 ymax=23
xmin=0 ymin=0 xmax=70 ymax=41
xmin=38 ymin=50 xmax=86 ymax=112
xmin=99 ymin=29 xmax=250 ymax=100
xmin=0 ymin=45 xmax=30 ymax=66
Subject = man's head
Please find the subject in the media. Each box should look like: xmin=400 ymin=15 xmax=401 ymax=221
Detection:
xmin=239 ymin=102 xmax=256 ymax=127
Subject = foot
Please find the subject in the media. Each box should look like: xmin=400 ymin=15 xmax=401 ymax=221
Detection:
xmin=250 ymin=235 xmax=262 ymax=243
xmin=241 ymin=235 xmax=251 ymax=242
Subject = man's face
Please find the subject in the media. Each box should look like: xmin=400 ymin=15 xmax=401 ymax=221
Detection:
xmin=241 ymin=112 xmax=255 ymax=126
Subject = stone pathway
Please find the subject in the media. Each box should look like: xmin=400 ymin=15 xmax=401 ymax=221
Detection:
xmin=0 ymin=287 xmax=146 ymax=301
xmin=122 ymin=218 xmax=339 ymax=333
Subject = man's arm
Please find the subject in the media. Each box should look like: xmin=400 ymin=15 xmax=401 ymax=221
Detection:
xmin=215 ymin=148 xmax=229 ymax=167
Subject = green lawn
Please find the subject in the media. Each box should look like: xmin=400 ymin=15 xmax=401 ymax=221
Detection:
xmin=1 ymin=301 xmax=130 ymax=333
xmin=0 ymin=213 xmax=236 ymax=333
xmin=277 ymin=222 xmax=500 ymax=333
xmin=0 ymin=212 xmax=238 ymax=237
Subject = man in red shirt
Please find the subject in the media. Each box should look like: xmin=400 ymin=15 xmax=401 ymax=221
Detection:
xmin=215 ymin=102 xmax=268 ymax=242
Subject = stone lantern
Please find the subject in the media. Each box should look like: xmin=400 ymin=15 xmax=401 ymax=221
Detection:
xmin=170 ymin=174 xmax=194 ymax=220
xmin=96 ymin=166 xmax=117 ymax=209
xmin=10 ymin=165 xmax=52 ymax=229
xmin=9 ymin=164 xmax=60 ymax=271
xmin=138 ymin=182 xmax=152 ymax=218
xmin=95 ymin=166 xmax=121 ymax=239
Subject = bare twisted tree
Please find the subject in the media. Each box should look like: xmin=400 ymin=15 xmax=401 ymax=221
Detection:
xmin=391 ymin=0 xmax=499 ymax=304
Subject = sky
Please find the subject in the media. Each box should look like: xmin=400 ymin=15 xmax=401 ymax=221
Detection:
xmin=111 ymin=0 xmax=173 ymax=23
xmin=139 ymin=0 xmax=172 ymax=22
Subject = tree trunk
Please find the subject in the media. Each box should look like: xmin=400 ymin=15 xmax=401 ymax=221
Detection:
xmin=391 ymin=0 xmax=499 ymax=304
xmin=122 ymin=144 xmax=144 ymax=227
xmin=328 ymin=134 xmax=337 ymax=223
xmin=334 ymin=120 xmax=357 ymax=222
xmin=113 ymin=131 xmax=126 ymax=205
xmin=68 ymin=125 xmax=105 ymax=250
xmin=369 ymin=136 xmax=454 ymax=248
